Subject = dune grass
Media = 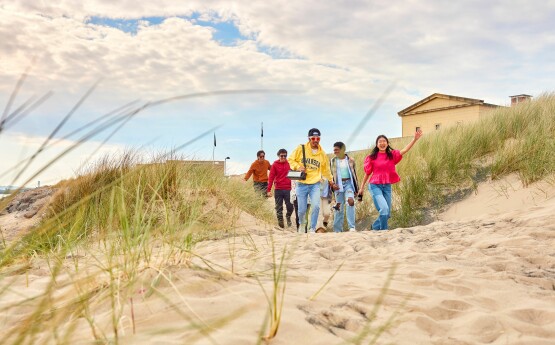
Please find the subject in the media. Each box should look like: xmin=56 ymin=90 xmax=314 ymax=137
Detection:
xmin=0 ymin=150 xmax=275 ymax=344
xmin=0 ymin=76 xmax=298 ymax=344
xmin=352 ymin=93 xmax=555 ymax=228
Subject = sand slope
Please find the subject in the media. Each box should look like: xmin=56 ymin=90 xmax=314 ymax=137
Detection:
xmin=1 ymin=184 xmax=555 ymax=344
xmin=180 ymin=199 xmax=555 ymax=344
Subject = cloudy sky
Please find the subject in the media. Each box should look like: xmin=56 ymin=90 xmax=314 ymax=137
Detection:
xmin=1 ymin=1 xmax=554 ymax=186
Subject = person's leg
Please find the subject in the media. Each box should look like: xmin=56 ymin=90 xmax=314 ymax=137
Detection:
xmin=253 ymin=182 xmax=263 ymax=196
xmin=308 ymin=183 xmax=321 ymax=231
xmin=344 ymin=180 xmax=356 ymax=230
xmin=296 ymin=183 xmax=309 ymax=233
xmin=261 ymin=182 xmax=268 ymax=197
xmin=305 ymin=203 xmax=311 ymax=232
xmin=274 ymin=190 xmax=285 ymax=228
xmin=382 ymin=184 xmax=392 ymax=229
xmin=320 ymin=197 xmax=330 ymax=228
xmin=370 ymin=184 xmax=389 ymax=230
xmin=333 ymin=190 xmax=345 ymax=232
xmin=293 ymin=198 xmax=299 ymax=229
xmin=284 ymin=190 xmax=293 ymax=227
xmin=253 ymin=182 xmax=260 ymax=194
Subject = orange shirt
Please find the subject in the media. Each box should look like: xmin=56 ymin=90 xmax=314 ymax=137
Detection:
xmin=244 ymin=160 xmax=271 ymax=182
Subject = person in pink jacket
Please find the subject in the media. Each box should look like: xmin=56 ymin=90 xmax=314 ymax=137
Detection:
xmin=358 ymin=130 xmax=422 ymax=230
xmin=267 ymin=148 xmax=294 ymax=228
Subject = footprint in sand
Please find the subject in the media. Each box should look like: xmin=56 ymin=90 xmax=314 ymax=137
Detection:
xmin=435 ymin=268 xmax=459 ymax=276
xmin=407 ymin=271 xmax=434 ymax=286
xmin=467 ymin=315 xmax=504 ymax=343
xmin=510 ymin=308 xmax=555 ymax=327
xmin=299 ymin=303 xmax=362 ymax=335
xmin=414 ymin=316 xmax=448 ymax=337
xmin=433 ymin=281 xmax=474 ymax=296
xmin=439 ymin=299 xmax=473 ymax=311
xmin=422 ymin=306 xmax=462 ymax=321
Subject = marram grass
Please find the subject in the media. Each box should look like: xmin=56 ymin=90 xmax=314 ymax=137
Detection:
xmin=0 ymin=151 xmax=274 ymax=344
xmin=352 ymin=93 xmax=555 ymax=228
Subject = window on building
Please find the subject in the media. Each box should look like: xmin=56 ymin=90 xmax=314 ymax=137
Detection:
xmin=435 ymin=123 xmax=441 ymax=130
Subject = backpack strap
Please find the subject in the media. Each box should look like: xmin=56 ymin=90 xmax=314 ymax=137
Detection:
xmin=302 ymin=144 xmax=307 ymax=170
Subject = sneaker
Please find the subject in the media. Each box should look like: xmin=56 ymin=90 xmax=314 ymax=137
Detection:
xmin=278 ymin=221 xmax=285 ymax=228
xmin=308 ymin=228 xmax=316 ymax=233
xmin=349 ymin=228 xmax=356 ymax=232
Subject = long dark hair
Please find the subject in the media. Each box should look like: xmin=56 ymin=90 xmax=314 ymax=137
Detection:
xmin=369 ymin=135 xmax=393 ymax=160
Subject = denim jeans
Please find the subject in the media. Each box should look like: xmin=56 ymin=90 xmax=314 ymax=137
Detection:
xmin=369 ymin=184 xmax=392 ymax=230
xmin=333 ymin=178 xmax=356 ymax=232
xmin=296 ymin=182 xmax=321 ymax=232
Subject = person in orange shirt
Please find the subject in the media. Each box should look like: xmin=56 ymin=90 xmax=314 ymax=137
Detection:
xmin=244 ymin=150 xmax=271 ymax=196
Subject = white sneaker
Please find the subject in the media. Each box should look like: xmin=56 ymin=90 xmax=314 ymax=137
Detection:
xmin=349 ymin=228 xmax=356 ymax=232
xmin=308 ymin=228 xmax=316 ymax=233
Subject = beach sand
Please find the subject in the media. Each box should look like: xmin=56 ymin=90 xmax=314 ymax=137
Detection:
xmin=1 ymin=177 xmax=555 ymax=344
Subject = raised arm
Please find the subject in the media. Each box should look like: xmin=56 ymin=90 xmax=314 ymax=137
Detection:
xmin=400 ymin=129 xmax=423 ymax=156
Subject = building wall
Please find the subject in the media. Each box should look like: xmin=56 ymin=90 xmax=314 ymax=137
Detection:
xmin=479 ymin=105 xmax=498 ymax=118
xmin=401 ymin=105 xmax=483 ymax=136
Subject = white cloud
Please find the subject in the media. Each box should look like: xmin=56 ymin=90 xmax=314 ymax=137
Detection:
xmin=2 ymin=1 xmax=555 ymax=184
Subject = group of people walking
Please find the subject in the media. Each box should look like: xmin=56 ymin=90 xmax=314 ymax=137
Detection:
xmin=244 ymin=127 xmax=423 ymax=232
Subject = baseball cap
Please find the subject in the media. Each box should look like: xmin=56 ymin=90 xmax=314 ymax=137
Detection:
xmin=308 ymin=128 xmax=321 ymax=136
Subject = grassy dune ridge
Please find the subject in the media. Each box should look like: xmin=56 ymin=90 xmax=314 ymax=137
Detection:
xmin=351 ymin=93 xmax=555 ymax=227
xmin=0 ymin=150 xmax=277 ymax=343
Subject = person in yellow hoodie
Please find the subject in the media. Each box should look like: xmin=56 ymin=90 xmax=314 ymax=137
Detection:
xmin=288 ymin=128 xmax=337 ymax=233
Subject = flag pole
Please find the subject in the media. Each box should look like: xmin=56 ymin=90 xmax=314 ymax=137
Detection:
xmin=212 ymin=132 xmax=216 ymax=161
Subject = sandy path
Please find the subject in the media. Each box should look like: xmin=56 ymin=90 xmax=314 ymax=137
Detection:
xmin=113 ymin=198 xmax=555 ymax=344
xmin=1 ymin=186 xmax=555 ymax=344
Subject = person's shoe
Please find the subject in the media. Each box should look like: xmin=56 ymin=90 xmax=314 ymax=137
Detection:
xmin=286 ymin=218 xmax=292 ymax=227
xmin=349 ymin=228 xmax=356 ymax=232
xmin=308 ymin=228 xmax=316 ymax=233
xmin=278 ymin=221 xmax=285 ymax=228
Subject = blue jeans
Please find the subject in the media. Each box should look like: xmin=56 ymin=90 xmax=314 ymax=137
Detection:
xmin=370 ymin=184 xmax=392 ymax=230
xmin=333 ymin=179 xmax=356 ymax=232
xmin=296 ymin=182 xmax=321 ymax=232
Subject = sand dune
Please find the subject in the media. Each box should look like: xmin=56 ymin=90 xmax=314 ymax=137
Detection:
xmin=1 ymin=180 xmax=555 ymax=344
xmin=182 ymin=198 xmax=555 ymax=344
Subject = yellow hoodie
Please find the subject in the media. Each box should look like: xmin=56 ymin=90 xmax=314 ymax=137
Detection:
xmin=288 ymin=142 xmax=333 ymax=185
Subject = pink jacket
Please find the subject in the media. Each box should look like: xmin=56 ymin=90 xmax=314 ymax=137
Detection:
xmin=363 ymin=150 xmax=403 ymax=184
